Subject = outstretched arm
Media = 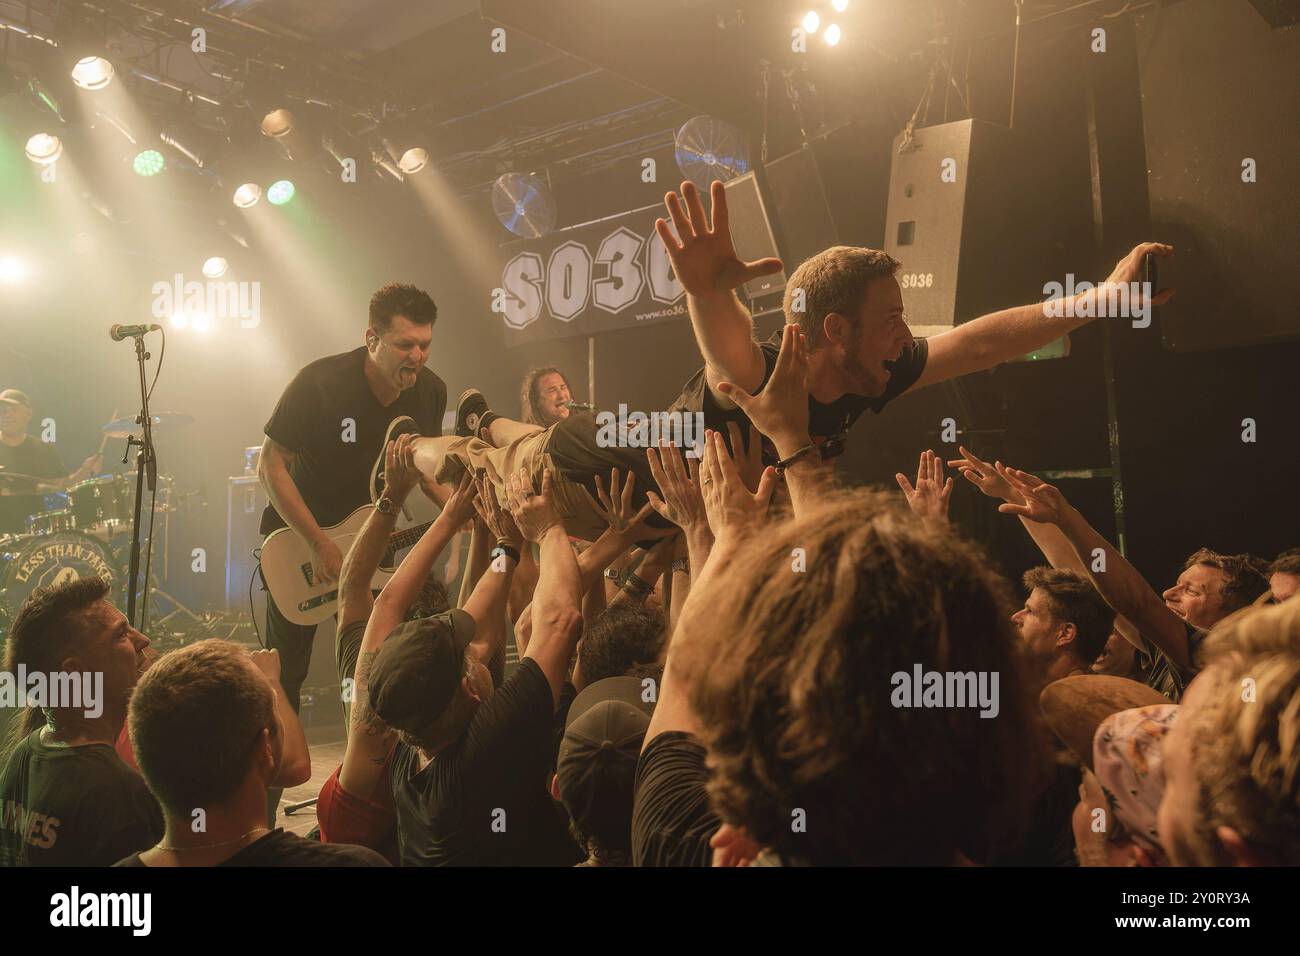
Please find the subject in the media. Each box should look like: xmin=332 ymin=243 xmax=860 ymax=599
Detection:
xmin=909 ymin=243 xmax=1174 ymax=394
xmin=338 ymin=435 xmax=422 ymax=631
xmin=715 ymin=323 xmax=830 ymax=517
xmin=339 ymin=474 xmax=479 ymax=796
xmin=507 ymin=468 xmax=584 ymax=706
xmin=656 ymin=180 xmax=781 ymax=407
xmin=998 ymin=467 xmax=1189 ymax=671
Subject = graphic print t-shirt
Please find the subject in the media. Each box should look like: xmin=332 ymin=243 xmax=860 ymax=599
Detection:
xmin=0 ymin=730 xmax=163 ymax=866
xmin=260 ymin=347 xmax=446 ymax=534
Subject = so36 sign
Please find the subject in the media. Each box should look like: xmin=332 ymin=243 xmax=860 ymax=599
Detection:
xmin=495 ymin=226 xmax=683 ymax=329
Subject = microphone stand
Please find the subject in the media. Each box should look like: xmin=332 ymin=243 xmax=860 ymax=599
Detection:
xmin=123 ymin=334 xmax=157 ymax=631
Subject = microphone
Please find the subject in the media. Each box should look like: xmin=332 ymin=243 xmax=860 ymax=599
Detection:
xmin=109 ymin=324 xmax=162 ymax=341
xmin=565 ymin=400 xmax=595 ymax=412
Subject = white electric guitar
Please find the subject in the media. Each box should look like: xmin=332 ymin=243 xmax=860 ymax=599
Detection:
xmin=259 ymin=505 xmax=433 ymax=626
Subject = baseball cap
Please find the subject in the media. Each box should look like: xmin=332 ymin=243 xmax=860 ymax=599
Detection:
xmin=0 ymin=389 xmax=31 ymax=408
xmin=367 ymin=608 xmax=476 ymax=736
xmin=555 ymin=676 xmax=655 ymax=850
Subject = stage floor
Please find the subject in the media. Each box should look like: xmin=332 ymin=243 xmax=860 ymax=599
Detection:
xmin=276 ymin=737 xmax=346 ymax=838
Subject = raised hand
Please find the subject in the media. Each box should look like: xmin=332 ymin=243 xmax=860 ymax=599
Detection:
xmin=472 ymin=470 xmax=522 ymax=546
xmin=896 ymin=449 xmax=954 ymax=525
xmin=592 ymin=467 xmax=644 ymax=534
xmin=645 ymin=441 xmax=708 ymax=532
xmin=440 ymin=470 xmax=480 ymax=529
xmin=699 ymin=429 xmax=776 ymax=538
xmin=714 ymin=322 xmax=812 ymax=456
xmin=995 ymin=465 xmax=1071 ymax=525
xmin=946 ymin=446 xmax=1020 ymax=502
xmin=1095 ymin=242 xmax=1175 ymax=314
xmin=382 ymin=434 xmax=422 ymax=504
xmin=726 ymin=421 xmax=766 ymax=494
xmin=655 ymin=180 xmax=783 ymax=299
xmin=505 ymin=467 xmax=563 ymax=543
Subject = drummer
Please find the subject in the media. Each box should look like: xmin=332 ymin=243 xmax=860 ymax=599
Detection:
xmin=0 ymin=389 xmax=102 ymax=534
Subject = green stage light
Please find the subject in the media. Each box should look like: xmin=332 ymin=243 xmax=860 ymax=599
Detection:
xmin=267 ymin=179 xmax=295 ymax=205
xmin=133 ymin=149 xmax=165 ymax=177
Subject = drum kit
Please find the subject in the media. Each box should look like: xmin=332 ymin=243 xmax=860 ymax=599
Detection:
xmin=0 ymin=412 xmax=193 ymax=632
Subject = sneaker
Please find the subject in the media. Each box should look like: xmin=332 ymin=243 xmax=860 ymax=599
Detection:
xmin=454 ymin=388 xmax=490 ymax=439
xmin=370 ymin=415 xmax=421 ymax=502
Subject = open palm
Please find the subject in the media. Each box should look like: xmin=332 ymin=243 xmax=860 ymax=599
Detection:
xmin=655 ymin=180 xmax=782 ymax=297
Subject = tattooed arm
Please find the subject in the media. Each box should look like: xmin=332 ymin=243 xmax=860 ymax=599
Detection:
xmin=337 ymin=474 xmax=479 ymax=798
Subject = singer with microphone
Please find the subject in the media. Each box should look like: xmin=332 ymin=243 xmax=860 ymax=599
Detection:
xmin=0 ymin=389 xmax=103 ymax=534
xmin=518 ymin=366 xmax=579 ymax=428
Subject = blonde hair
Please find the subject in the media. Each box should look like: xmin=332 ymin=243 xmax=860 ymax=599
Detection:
xmin=1186 ymin=598 xmax=1300 ymax=863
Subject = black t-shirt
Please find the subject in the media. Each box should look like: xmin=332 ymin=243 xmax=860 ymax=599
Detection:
xmin=388 ymin=658 xmax=581 ymax=866
xmin=114 ymin=827 xmax=389 ymax=866
xmin=667 ymin=331 xmax=929 ymax=464
xmin=0 ymin=436 xmax=65 ymax=533
xmin=0 ymin=730 xmax=163 ymax=866
xmin=631 ymin=731 xmax=720 ymax=867
xmin=260 ymin=348 xmax=446 ymax=534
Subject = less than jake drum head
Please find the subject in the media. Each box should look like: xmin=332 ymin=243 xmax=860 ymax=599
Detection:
xmin=0 ymin=532 xmax=116 ymax=624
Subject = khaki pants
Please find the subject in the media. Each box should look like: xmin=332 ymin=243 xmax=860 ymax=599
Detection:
xmin=412 ymin=426 xmax=609 ymax=542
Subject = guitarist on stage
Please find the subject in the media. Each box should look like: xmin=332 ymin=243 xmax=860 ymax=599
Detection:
xmin=257 ymin=283 xmax=448 ymax=722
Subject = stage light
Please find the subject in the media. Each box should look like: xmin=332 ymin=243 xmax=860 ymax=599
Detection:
xmin=825 ymin=23 xmax=843 ymax=46
xmin=398 ymin=147 xmax=429 ymax=175
xmin=170 ymin=311 xmax=188 ymax=329
xmin=0 ymin=257 xmax=26 ymax=284
xmin=25 ymin=132 xmax=62 ymax=165
xmin=832 ymin=0 xmax=849 ymax=12
xmin=133 ymin=149 xmax=165 ymax=177
xmin=802 ymin=11 xmax=821 ymax=34
xmin=202 ymin=257 xmax=229 ymax=279
xmin=233 ymin=183 xmax=262 ymax=208
xmin=261 ymin=108 xmax=295 ymax=139
xmin=267 ymin=180 xmax=296 ymax=205
xmin=70 ymin=56 xmax=114 ymax=91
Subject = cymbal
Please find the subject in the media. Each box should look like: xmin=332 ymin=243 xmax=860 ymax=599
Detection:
xmin=0 ymin=471 xmax=59 ymax=494
xmin=101 ymin=412 xmax=194 ymax=439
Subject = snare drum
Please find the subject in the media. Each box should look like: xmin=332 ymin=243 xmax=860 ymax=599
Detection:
xmin=69 ymin=475 xmax=130 ymax=531
xmin=26 ymin=510 xmax=76 ymax=535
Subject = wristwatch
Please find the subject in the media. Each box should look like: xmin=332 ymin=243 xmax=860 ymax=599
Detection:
xmin=375 ymin=495 xmax=399 ymax=516
xmin=603 ymin=567 xmax=622 ymax=583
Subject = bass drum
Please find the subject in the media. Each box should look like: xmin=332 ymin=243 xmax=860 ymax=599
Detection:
xmin=0 ymin=532 xmax=116 ymax=632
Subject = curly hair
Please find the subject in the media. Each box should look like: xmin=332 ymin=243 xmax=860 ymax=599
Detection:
xmin=519 ymin=365 xmax=570 ymax=426
xmin=577 ymin=605 xmax=666 ymax=687
xmin=368 ymin=282 xmax=437 ymax=333
xmin=1182 ymin=548 xmax=1270 ymax=615
xmin=1183 ymin=599 xmax=1300 ymax=864
xmin=675 ymin=488 xmax=1042 ymax=865
xmin=1269 ymin=548 xmax=1300 ymax=577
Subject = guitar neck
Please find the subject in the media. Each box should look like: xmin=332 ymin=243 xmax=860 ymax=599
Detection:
xmin=386 ymin=519 xmax=435 ymax=555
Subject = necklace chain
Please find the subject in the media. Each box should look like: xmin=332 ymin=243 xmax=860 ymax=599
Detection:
xmin=157 ymin=826 xmax=270 ymax=852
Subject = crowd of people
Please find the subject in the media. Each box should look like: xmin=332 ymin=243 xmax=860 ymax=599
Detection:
xmin=1 ymin=179 xmax=1295 ymax=867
